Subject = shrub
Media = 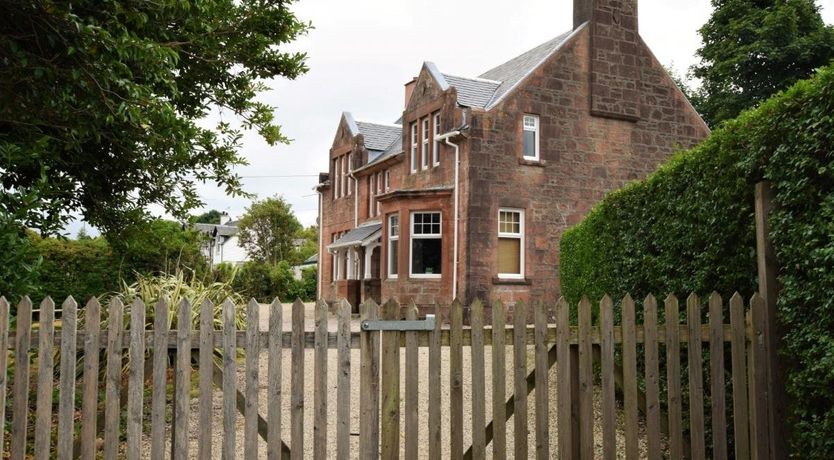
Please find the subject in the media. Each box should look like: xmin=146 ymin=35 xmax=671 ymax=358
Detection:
xmin=231 ymin=261 xmax=316 ymax=303
xmin=560 ymin=63 xmax=834 ymax=457
xmin=33 ymin=235 xmax=118 ymax=302
xmin=0 ymin=219 xmax=41 ymax=302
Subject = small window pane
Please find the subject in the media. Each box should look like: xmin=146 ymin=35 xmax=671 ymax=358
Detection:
xmin=523 ymin=130 xmax=536 ymax=158
xmin=389 ymin=243 xmax=398 ymax=276
xmin=498 ymin=238 xmax=521 ymax=274
xmin=411 ymin=238 xmax=442 ymax=275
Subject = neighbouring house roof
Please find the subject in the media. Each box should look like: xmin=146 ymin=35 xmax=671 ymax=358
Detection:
xmin=194 ymin=223 xmax=238 ymax=238
xmin=302 ymin=253 xmax=318 ymax=265
xmin=327 ymin=223 xmax=382 ymax=251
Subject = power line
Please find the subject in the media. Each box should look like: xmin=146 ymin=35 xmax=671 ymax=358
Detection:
xmin=239 ymin=174 xmax=318 ymax=178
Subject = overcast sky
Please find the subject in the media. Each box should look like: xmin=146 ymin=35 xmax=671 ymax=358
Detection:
xmin=69 ymin=0 xmax=834 ymax=236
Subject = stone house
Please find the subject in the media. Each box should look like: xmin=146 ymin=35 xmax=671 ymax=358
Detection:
xmin=316 ymin=0 xmax=709 ymax=310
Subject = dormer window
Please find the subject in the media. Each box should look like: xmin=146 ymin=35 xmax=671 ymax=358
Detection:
xmin=422 ymin=117 xmax=430 ymax=170
xmin=523 ymin=114 xmax=540 ymax=161
xmin=410 ymin=123 xmax=418 ymax=173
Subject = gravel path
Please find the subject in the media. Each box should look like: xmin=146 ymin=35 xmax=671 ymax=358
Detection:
xmin=143 ymin=302 xmax=655 ymax=458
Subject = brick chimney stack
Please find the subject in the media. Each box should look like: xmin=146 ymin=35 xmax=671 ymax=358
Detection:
xmin=575 ymin=0 xmax=641 ymax=121
xmin=404 ymin=77 xmax=417 ymax=109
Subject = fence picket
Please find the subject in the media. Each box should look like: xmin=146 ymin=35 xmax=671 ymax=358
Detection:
xmin=313 ymin=298 xmax=328 ymax=460
xmin=126 ymin=299 xmax=145 ymax=460
xmin=0 ymin=298 xmax=10 ymax=456
xmin=381 ymin=298 xmax=401 ymax=459
xmin=103 ymin=298 xmax=124 ymax=460
xmin=34 ymin=297 xmax=55 ymax=460
xmin=336 ymin=299 xmax=351 ymax=460
xmin=512 ymin=300 xmax=528 ymax=459
xmin=665 ymin=294 xmax=684 ymax=460
xmin=174 ymin=299 xmax=192 ymax=460
xmin=268 ymin=299 xmax=284 ymax=460
xmin=599 ymin=295 xmax=615 ymax=460
xmin=491 ymin=301 xmax=507 ymax=459
xmin=578 ymin=297 xmax=593 ymax=460
xmin=405 ymin=301 xmax=420 ymax=460
xmin=291 ymin=299 xmax=305 ymax=460
xmin=622 ymin=294 xmax=639 ymax=460
xmin=710 ymin=293 xmax=728 ymax=460
xmin=729 ymin=293 xmax=750 ymax=460
xmin=687 ymin=293 xmax=706 ymax=460
xmin=198 ymin=300 xmax=214 ymax=460
xmin=222 ymin=299 xmax=237 ymax=460
xmin=556 ymin=297 xmax=571 ymax=459
xmin=450 ymin=299 xmax=464 ymax=459
xmin=470 ymin=300 xmax=486 ymax=459
xmin=150 ymin=299 xmax=169 ymax=460
xmin=532 ymin=301 xmax=549 ymax=460
xmin=245 ymin=299 xmax=261 ymax=459
xmin=644 ymin=295 xmax=661 ymax=460
xmin=748 ymin=294 xmax=770 ymax=459
xmin=428 ymin=302 xmax=442 ymax=460
xmin=359 ymin=299 xmax=380 ymax=459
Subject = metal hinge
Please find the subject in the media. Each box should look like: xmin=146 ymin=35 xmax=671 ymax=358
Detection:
xmin=361 ymin=314 xmax=436 ymax=331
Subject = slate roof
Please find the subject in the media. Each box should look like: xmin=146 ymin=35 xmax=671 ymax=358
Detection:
xmin=327 ymin=223 xmax=382 ymax=250
xmin=356 ymin=121 xmax=401 ymax=152
xmin=441 ymin=74 xmax=501 ymax=109
xmin=479 ymin=29 xmax=575 ymax=108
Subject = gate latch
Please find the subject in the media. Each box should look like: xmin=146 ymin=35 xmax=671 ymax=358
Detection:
xmin=361 ymin=314 xmax=436 ymax=331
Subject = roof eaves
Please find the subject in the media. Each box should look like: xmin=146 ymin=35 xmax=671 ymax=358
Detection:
xmin=485 ymin=22 xmax=588 ymax=110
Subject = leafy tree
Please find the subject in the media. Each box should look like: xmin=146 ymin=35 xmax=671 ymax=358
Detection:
xmin=691 ymin=0 xmax=834 ymax=126
xmin=237 ymin=196 xmax=302 ymax=265
xmin=194 ymin=210 xmax=223 ymax=225
xmin=0 ymin=1 xmax=310 ymax=235
xmin=109 ymin=219 xmax=206 ymax=277
xmin=294 ymin=225 xmax=319 ymax=264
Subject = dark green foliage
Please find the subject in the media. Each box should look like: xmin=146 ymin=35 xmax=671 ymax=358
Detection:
xmin=560 ymin=63 xmax=834 ymax=457
xmin=30 ymin=219 xmax=205 ymax=302
xmin=237 ymin=196 xmax=302 ymax=265
xmin=193 ymin=210 xmax=223 ymax=225
xmin=0 ymin=0 xmax=310 ymax=234
xmin=0 ymin=219 xmax=41 ymax=302
xmin=228 ymin=261 xmax=316 ymax=303
xmin=32 ymin=235 xmax=116 ymax=303
xmin=691 ymin=0 xmax=834 ymax=126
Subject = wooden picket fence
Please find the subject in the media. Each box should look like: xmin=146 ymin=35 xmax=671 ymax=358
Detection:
xmin=0 ymin=290 xmax=776 ymax=459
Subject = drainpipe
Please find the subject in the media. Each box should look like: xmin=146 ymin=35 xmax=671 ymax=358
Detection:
xmin=434 ymin=129 xmax=462 ymax=301
xmin=349 ymin=171 xmax=359 ymax=227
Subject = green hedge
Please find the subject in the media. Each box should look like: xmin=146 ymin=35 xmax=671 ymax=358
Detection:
xmin=224 ymin=261 xmax=317 ymax=303
xmin=560 ymin=63 xmax=834 ymax=457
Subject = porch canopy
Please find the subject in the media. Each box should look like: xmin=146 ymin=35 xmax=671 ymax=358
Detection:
xmin=327 ymin=223 xmax=381 ymax=251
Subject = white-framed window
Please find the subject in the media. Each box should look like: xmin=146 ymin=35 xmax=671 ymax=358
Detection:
xmin=375 ymin=171 xmax=382 ymax=216
xmin=410 ymin=123 xmax=418 ymax=173
xmin=368 ymin=174 xmax=375 ymax=217
xmin=384 ymin=170 xmax=390 ymax=191
xmin=432 ymin=112 xmax=441 ymax=167
xmin=341 ymin=155 xmax=347 ymax=196
xmin=421 ymin=117 xmax=430 ymax=170
xmin=331 ymin=234 xmax=338 ymax=280
xmin=522 ymin=115 xmax=540 ymax=161
xmin=410 ymin=211 xmax=442 ymax=278
xmin=333 ymin=158 xmax=340 ymax=199
xmin=498 ymin=208 xmax=525 ymax=278
xmin=347 ymin=153 xmax=352 ymax=195
xmin=388 ymin=213 xmax=399 ymax=279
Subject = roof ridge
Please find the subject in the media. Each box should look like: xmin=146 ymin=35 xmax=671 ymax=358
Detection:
xmin=355 ymin=120 xmax=402 ymax=128
xmin=441 ymin=72 xmax=502 ymax=84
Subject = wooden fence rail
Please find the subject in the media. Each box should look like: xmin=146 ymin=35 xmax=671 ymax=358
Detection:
xmin=0 ymin=291 xmax=775 ymax=459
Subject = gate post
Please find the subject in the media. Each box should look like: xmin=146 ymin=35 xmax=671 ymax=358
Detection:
xmin=753 ymin=180 xmax=787 ymax=459
xmin=359 ymin=300 xmax=381 ymax=459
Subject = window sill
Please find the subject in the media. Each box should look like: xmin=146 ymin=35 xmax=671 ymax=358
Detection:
xmin=410 ymin=274 xmax=442 ymax=280
xmin=492 ymin=277 xmax=532 ymax=285
xmin=519 ymin=158 xmax=546 ymax=167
